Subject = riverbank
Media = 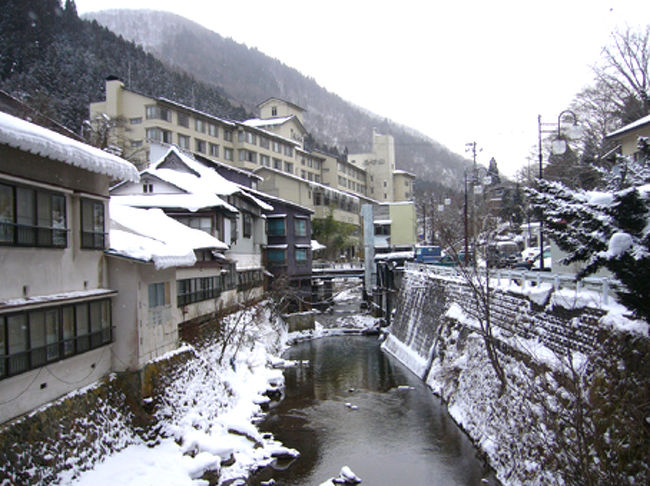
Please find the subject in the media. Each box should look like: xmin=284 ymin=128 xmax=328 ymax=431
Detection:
xmin=0 ymin=281 xmax=379 ymax=485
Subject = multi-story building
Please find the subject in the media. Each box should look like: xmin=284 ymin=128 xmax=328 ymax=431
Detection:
xmin=0 ymin=110 xmax=139 ymax=423
xmin=89 ymin=79 xmax=415 ymax=239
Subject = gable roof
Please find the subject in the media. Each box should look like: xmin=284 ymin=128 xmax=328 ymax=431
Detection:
xmin=243 ymin=115 xmax=307 ymax=137
xmin=257 ymin=97 xmax=305 ymax=113
xmin=0 ymin=111 xmax=139 ymax=182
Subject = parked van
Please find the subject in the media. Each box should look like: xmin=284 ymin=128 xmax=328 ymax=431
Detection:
xmin=414 ymin=245 xmax=442 ymax=264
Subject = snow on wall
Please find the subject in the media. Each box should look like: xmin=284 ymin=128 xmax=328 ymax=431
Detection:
xmin=0 ymin=111 xmax=139 ymax=182
xmin=384 ymin=265 xmax=650 ymax=485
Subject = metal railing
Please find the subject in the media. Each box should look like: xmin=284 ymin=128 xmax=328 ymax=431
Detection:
xmin=405 ymin=262 xmax=617 ymax=305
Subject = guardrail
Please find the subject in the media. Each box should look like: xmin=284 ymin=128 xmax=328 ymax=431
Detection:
xmin=405 ymin=261 xmax=617 ymax=305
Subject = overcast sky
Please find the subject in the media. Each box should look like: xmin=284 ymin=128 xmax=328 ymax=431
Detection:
xmin=75 ymin=0 xmax=650 ymax=177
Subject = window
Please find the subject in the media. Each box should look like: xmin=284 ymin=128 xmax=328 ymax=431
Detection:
xmin=177 ymin=113 xmax=189 ymax=128
xmin=224 ymin=148 xmax=234 ymax=161
xmin=239 ymin=150 xmax=257 ymax=163
xmin=195 ymin=139 xmax=206 ymax=153
xmin=208 ymin=123 xmax=218 ymax=137
xmin=145 ymin=105 xmax=171 ymax=122
xmin=271 ymin=106 xmax=277 ymax=116
xmin=129 ymin=117 xmax=142 ymax=125
xmin=301 ymin=170 xmax=306 ymax=179
xmin=174 ymin=215 xmax=213 ymax=236
xmin=230 ymin=217 xmax=237 ymax=243
xmin=240 ymin=131 xmax=256 ymax=144
xmin=272 ymin=141 xmax=281 ymax=153
xmin=143 ymin=183 xmax=154 ymax=193
xmin=267 ymin=248 xmax=286 ymax=264
xmin=294 ymin=218 xmax=307 ymax=237
xmin=177 ymin=276 xmax=222 ymax=306
xmin=178 ymin=134 xmax=190 ymax=149
xmin=148 ymin=282 xmax=170 ymax=308
xmin=314 ymin=175 xmax=320 ymax=183
xmin=130 ymin=140 xmax=143 ymax=148
xmin=273 ymin=158 xmax=282 ymax=170
xmin=223 ymin=130 xmax=233 ymax=142
xmin=259 ymin=136 xmax=269 ymax=149
xmin=308 ymin=173 xmax=313 ymax=181
xmin=267 ymin=217 xmax=285 ymax=236
xmin=295 ymin=248 xmax=308 ymax=264
xmin=209 ymin=143 xmax=219 ymax=157
xmin=260 ymin=155 xmax=270 ymax=167
xmin=0 ymin=183 xmax=67 ymax=247
xmin=81 ymin=198 xmax=105 ymax=249
xmin=146 ymin=128 xmax=172 ymax=143
xmin=375 ymin=224 xmax=391 ymax=236
xmin=284 ymin=145 xmax=293 ymax=157
xmin=284 ymin=162 xmax=293 ymax=174
xmin=195 ymin=119 xmax=206 ymax=133
xmin=243 ymin=213 xmax=252 ymax=238
xmin=0 ymin=299 xmax=111 ymax=379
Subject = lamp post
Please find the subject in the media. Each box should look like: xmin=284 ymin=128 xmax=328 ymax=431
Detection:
xmin=537 ymin=110 xmax=579 ymax=270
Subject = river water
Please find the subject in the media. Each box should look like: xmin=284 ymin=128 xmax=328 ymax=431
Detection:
xmin=251 ymin=295 xmax=497 ymax=485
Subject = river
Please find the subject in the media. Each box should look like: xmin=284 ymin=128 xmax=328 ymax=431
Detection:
xmin=250 ymin=284 xmax=497 ymax=485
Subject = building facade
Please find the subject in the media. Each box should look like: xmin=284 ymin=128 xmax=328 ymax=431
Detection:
xmin=0 ymin=110 xmax=139 ymax=423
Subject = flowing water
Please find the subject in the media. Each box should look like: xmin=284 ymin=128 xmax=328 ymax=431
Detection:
xmin=251 ymin=283 xmax=497 ymax=485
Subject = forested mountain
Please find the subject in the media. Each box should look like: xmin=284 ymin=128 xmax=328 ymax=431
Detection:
xmin=82 ymin=9 xmax=471 ymax=187
xmin=0 ymin=1 xmax=470 ymax=187
xmin=0 ymin=1 xmax=249 ymax=139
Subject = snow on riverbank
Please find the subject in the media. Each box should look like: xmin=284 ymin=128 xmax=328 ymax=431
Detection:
xmin=67 ymin=303 xmax=295 ymax=486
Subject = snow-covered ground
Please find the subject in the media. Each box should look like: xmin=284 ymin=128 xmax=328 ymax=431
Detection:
xmin=65 ymin=303 xmax=297 ymax=486
xmin=61 ymin=286 xmax=378 ymax=486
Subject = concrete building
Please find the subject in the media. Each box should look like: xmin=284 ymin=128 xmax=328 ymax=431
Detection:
xmin=89 ymin=80 xmax=416 ymax=238
xmin=107 ymin=204 xmax=228 ymax=371
xmin=361 ymin=201 xmax=417 ymax=296
xmin=349 ymin=130 xmax=397 ymax=202
xmin=0 ymin=110 xmax=139 ymax=424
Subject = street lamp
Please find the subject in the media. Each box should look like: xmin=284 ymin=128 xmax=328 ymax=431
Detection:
xmin=537 ymin=110 xmax=580 ymax=270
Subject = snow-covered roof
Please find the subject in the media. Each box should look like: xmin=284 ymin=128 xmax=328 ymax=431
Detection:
xmin=311 ymin=239 xmax=326 ymax=251
xmin=110 ymin=193 xmax=237 ymax=213
xmin=157 ymin=97 xmax=236 ymax=128
xmin=108 ymin=202 xmax=228 ymax=269
xmin=393 ymin=169 xmax=416 ymax=178
xmin=606 ymin=113 xmax=650 ymax=139
xmin=243 ymin=116 xmax=294 ymax=128
xmin=0 ymin=111 xmax=139 ymax=182
xmin=147 ymin=147 xmax=272 ymax=211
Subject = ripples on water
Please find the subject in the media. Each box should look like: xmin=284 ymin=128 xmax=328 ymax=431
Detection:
xmin=253 ymin=335 xmax=497 ymax=486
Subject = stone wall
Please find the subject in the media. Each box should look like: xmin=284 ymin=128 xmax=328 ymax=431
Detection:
xmin=383 ymin=266 xmax=650 ymax=485
xmin=0 ymin=348 xmax=195 ymax=484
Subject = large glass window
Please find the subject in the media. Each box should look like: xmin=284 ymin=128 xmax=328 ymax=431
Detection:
xmin=81 ymin=198 xmax=105 ymax=249
xmin=0 ymin=182 xmax=67 ymax=247
xmin=267 ymin=217 xmax=286 ymax=237
xmin=0 ymin=299 xmax=112 ymax=379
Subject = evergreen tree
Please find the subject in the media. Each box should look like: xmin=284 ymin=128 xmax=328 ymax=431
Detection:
xmin=527 ymin=141 xmax=650 ymax=323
